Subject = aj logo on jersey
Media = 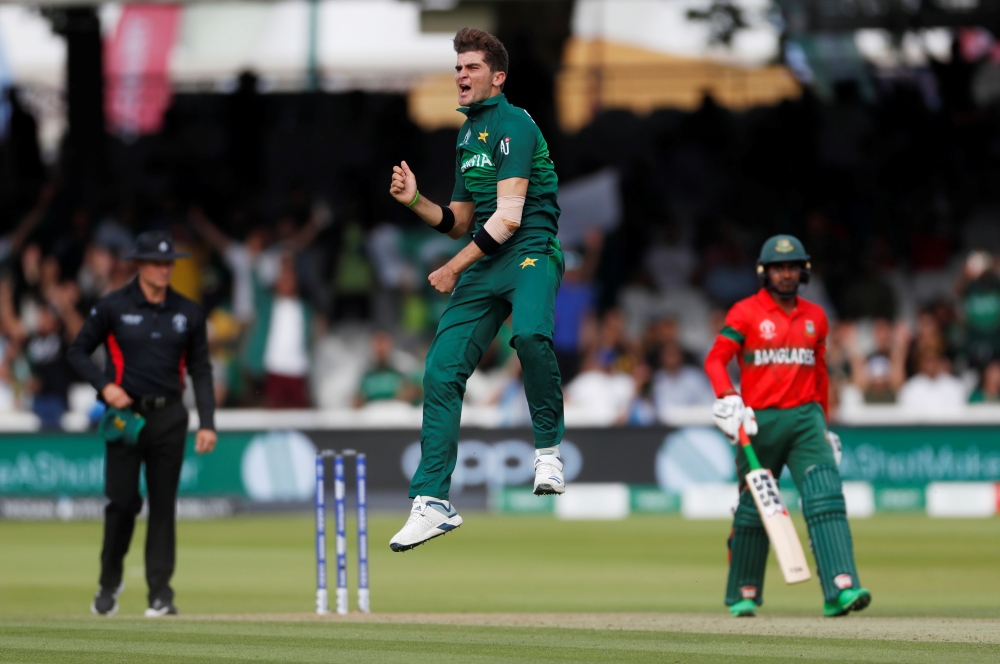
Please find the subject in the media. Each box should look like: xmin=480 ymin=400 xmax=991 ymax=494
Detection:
xmin=500 ymin=137 xmax=510 ymax=155
xmin=759 ymin=319 xmax=776 ymax=340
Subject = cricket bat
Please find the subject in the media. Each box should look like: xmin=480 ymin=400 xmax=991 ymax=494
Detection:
xmin=738 ymin=426 xmax=811 ymax=584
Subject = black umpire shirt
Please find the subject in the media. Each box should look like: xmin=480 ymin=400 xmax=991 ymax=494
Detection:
xmin=67 ymin=279 xmax=215 ymax=431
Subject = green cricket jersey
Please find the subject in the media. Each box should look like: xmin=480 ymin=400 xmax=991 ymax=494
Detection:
xmin=451 ymin=94 xmax=560 ymax=250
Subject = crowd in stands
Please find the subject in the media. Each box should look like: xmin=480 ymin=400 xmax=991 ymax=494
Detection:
xmin=2 ymin=39 xmax=1000 ymax=427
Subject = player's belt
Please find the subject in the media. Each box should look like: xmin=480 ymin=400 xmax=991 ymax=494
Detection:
xmin=133 ymin=394 xmax=181 ymax=411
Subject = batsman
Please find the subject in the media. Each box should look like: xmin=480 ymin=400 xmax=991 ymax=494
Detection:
xmin=704 ymin=235 xmax=871 ymax=617
xmin=387 ymin=28 xmax=565 ymax=551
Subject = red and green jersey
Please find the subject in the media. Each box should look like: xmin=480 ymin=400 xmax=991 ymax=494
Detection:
xmin=704 ymin=289 xmax=829 ymax=416
xmin=451 ymin=93 xmax=560 ymax=248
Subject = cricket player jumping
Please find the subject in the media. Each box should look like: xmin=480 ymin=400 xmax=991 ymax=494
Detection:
xmin=704 ymin=235 xmax=872 ymax=617
xmin=387 ymin=28 xmax=565 ymax=551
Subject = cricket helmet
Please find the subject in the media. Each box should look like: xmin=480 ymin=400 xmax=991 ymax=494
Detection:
xmin=756 ymin=234 xmax=811 ymax=287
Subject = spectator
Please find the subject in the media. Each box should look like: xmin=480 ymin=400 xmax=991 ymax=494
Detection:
xmin=643 ymin=315 xmax=699 ymax=368
xmin=652 ymin=341 xmax=715 ymax=422
xmin=330 ymin=220 xmax=375 ymax=321
xmin=969 ymin=359 xmax=1000 ymax=403
xmin=898 ymin=351 xmax=966 ymax=415
xmin=592 ymin=307 xmax=639 ymax=375
xmin=843 ymin=319 xmax=908 ymax=404
xmin=76 ymin=244 xmax=118 ymax=311
xmin=355 ymin=331 xmax=417 ymax=407
xmin=0 ymin=278 xmax=83 ymax=429
xmin=905 ymin=308 xmax=949 ymax=378
xmin=644 ymin=224 xmax=696 ymax=293
xmin=553 ymin=229 xmax=603 ymax=382
xmin=189 ymin=203 xmax=330 ymax=325
xmin=245 ymin=254 xmax=315 ymax=409
xmin=955 ymin=250 xmax=1000 ymax=370
xmin=564 ymin=352 xmax=637 ymax=424
xmin=0 ymin=183 xmax=52 ymax=266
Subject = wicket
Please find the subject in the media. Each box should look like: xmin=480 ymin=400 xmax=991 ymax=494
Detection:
xmin=315 ymin=449 xmax=370 ymax=615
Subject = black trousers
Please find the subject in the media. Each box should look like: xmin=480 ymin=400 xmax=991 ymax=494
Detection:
xmin=100 ymin=401 xmax=188 ymax=604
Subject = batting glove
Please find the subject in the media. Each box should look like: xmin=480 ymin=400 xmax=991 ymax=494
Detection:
xmin=743 ymin=406 xmax=758 ymax=437
xmin=825 ymin=430 xmax=842 ymax=466
xmin=713 ymin=395 xmax=755 ymax=443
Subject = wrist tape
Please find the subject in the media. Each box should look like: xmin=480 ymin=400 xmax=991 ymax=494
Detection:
xmin=472 ymin=195 xmax=525 ymax=255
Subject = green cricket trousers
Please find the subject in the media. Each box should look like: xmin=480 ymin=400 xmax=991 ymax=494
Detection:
xmin=727 ymin=402 xmax=863 ymax=606
xmin=409 ymin=233 xmax=565 ymax=501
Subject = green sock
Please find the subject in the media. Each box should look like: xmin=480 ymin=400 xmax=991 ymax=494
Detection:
xmin=801 ymin=464 xmax=861 ymax=603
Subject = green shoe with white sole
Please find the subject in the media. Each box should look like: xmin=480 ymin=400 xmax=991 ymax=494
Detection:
xmin=823 ymin=588 xmax=872 ymax=617
xmin=729 ymin=599 xmax=757 ymax=617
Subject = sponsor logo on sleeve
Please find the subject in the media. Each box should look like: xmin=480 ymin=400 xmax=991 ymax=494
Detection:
xmin=500 ymin=137 xmax=510 ymax=155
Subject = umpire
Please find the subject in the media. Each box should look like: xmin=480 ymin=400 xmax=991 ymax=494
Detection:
xmin=68 ymin=231 xmax=217 ymax=617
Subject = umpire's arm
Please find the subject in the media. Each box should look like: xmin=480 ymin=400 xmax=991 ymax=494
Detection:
xmin=67 ymin=302 xmax=133 ymax=409
xmin=188 ymin=310 xmax=217 ymax=454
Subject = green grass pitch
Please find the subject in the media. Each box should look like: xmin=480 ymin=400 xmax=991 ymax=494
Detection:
xmin=1 ymin=513 xmax=998 ymax=662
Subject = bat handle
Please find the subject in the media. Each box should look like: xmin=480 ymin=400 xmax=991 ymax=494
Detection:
xmin=738 ymin=425 xmax=763 ymax=471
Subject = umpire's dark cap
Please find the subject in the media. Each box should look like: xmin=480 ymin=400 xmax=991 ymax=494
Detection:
xmin=122 ymin=231 xmax=191 ymax=261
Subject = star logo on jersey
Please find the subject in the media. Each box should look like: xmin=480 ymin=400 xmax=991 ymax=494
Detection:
xmin=500 ymin=137 xmax=510 ymax=155
xmin=520 ymin=257 xmax=538 ymax=269
xmin=478 ymin=129 xmax=489 ymax=142
xmin=759 ymin=319 xmax=776 ymax=340
xmin=805 ymin=320 xmax=815 ymax=336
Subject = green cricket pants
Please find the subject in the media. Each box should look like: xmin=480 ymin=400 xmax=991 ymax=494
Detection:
xmin=409 ymin=233 xmax=565 ymax=500
xmin=736 ymin=402 xmax=834 ymax=488
xmin=726 ymin=402 xmax=862 ymax=606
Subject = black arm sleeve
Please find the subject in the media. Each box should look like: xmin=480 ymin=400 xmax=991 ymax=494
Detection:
xmin=186 ymin=309 xmax=216 ymax=431
xmin=66 ymin=303 xmax=112 ymax=393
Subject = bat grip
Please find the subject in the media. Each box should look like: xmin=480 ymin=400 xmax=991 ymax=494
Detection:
xmin=738 ymin=425 xmax=763 ymax=471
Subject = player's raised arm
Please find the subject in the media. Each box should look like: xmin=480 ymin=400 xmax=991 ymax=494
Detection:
xmin=389 ymin=160 xmax=474 ymax=240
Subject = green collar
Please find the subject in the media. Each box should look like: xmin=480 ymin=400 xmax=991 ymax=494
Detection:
xmin=458 ymin=93 xmax=506 ymax=117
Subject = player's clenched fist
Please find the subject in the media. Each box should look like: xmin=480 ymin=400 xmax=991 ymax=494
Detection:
xmin=389 ymin=161 xmax=418 ymax=206
xmin=428 ymin=264 xmax=458 ymax=293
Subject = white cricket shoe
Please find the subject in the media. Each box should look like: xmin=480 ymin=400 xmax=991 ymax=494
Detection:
xmin=389 ymin=496 xmax=463 ymax=552
xmin=533 ymin=450 xmax=565 ymax=495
